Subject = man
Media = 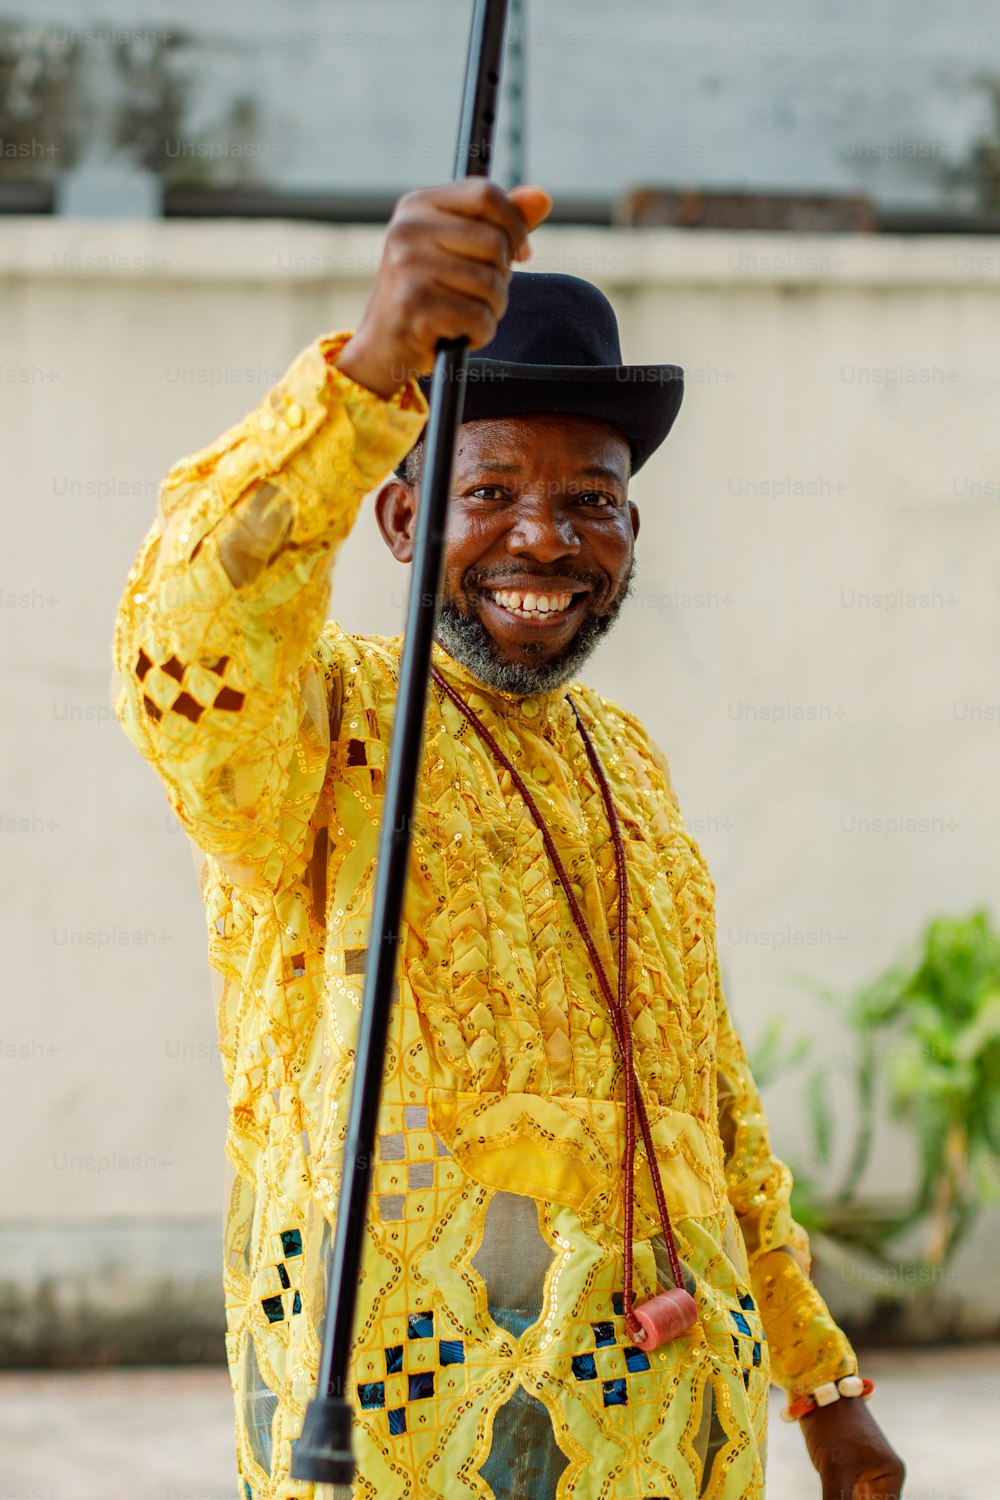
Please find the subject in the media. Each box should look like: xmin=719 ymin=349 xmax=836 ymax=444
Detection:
xmin=113 ymin=180 xmax=905 ymax=1499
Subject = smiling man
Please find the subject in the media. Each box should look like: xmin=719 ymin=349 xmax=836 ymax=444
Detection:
xmin=114 ymin=181 xmax=903 ymax=1500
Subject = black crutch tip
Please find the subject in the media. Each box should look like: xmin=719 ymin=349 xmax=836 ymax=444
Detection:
xmin=289 ymin=1395 xmax=356 ymax=1485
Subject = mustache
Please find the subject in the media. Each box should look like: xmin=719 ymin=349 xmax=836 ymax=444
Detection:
xmin=463 ymin=566 xmax=605 ymax=593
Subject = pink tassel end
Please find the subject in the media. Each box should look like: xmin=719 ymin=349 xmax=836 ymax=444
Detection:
xmin=630 ymin=1288 xmax=699 ymax=1350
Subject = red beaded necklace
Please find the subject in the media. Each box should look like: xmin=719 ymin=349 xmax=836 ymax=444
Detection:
xmin=433 ymin=667 xmax=698 ymax=1349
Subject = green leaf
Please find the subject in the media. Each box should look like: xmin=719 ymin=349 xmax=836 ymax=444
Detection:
xmin=955 ymin=992 xmax=1000 ymax=1064
xmin=788 ymin=907 xmax=1000 ymax=1280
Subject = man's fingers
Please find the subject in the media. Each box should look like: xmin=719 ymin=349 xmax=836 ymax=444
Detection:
xmin=855 ymin=1461 xmax=906 ymax=1500
xmin=429 ymin=177 xmax=541 ymax=261
xmin=393 ymin=181 xmax=552 ymax=273
xmin=386 ymin=249 xmax=509 ymax=345
xmin=426 ymin=216 xmax=518 ymax=272
xmin=408 ymin=286 xmax=501 ymax=356
xmin=425 ymin=257 xmax=509 ymax=323
xmin=819 ymin=1470 xmax=850 ymax=1500
xmin=820 ymin=1461 xmax=906 ymax=1500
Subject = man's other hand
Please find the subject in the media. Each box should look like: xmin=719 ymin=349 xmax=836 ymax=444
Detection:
xmin=800 ymin=1395 xmax=906 ymax=1499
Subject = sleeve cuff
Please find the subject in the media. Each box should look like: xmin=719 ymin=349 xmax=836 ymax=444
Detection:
xmin=155 ymin=331 xmax=429 ymax=567
xmin=753 ymin=1247 xmax=859 ymax=1398
xmin=319 ymin=330 xmax=429 ymax=481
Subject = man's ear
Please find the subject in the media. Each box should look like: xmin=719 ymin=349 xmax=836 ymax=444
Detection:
xmin=628 ymin=499 xmax=640 ymax=542
xmin=374 ymin=479 xmax=417 ymax=563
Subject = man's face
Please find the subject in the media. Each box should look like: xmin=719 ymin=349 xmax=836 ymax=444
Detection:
xmin=378 ymin=413 xmax=638 ymax=694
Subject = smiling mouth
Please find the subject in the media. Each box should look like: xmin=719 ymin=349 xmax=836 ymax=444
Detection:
xmin=485 ymin=587 xmax=587 ymax=622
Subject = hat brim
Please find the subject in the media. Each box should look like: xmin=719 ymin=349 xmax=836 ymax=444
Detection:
xmin=415 ymin=359 xmax=684 ymax=475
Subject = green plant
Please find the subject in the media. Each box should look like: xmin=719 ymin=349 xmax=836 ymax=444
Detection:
xmin=753 ymin=909 xmax=1000 ymax=1294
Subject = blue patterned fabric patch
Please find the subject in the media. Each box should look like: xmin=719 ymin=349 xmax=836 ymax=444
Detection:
xmin=378 ymin=1314 xmax=467 ymax=1438
xmin=261 ymin=1296 xmax=284 ymax=1324
xmin=731 ymin=1310 xmax=752 ymax=1337
xmin=407 ymin=1311 xmax=434 ymax=1340
xmin=280 ymin=1229 xmax=302 ymax=1258
xmin=624 ymin=1346 xmax=651 ymax=1373
xmin=571 ymin=1353 xmax=597 ymax=1381
xmin=591 ymin=1321 xmax=615 ymax=1347
xmin=602 ymin=1377 xmax=628 ymax=1407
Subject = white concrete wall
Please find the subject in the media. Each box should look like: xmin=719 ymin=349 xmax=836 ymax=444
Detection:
xmin=2 ymin=219 xmax=999 ymax=1339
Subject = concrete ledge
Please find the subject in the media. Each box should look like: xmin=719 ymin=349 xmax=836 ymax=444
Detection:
xmin=4 ymin=1213 xmax=1000 ymax=1366
xmin=2 ymin=217 xmax=1000 ymax=288
xmin=0 ymin=1219 xmax=225 ymax=1367
xmin=814 ymin=1209 xmax=1000 ymax=1346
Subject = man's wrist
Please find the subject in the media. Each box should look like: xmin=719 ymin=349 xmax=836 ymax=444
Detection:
xmin=334 ymin=333 xmax=412 ymax=402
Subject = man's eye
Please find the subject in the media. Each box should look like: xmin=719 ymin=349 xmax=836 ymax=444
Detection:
xmin=468 ymin=485 xmax=508 ymax=501
xmin=576 ymin=491 xmax=615 ymax=508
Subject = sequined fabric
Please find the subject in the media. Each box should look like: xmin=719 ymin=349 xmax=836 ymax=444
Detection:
xmin=113 ymin=333 xmax=857 ymax=1499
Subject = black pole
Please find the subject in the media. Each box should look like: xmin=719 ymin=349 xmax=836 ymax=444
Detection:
xmin=290 ymin=0 xmax=510 ymax=1485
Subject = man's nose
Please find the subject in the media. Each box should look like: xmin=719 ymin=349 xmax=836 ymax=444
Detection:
xmin=506 ymin=498 xmax=581 ymax=561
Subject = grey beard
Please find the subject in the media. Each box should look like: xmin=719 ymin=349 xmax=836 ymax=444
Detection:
xmin=434 ymin=559 xmax=635 ymax=696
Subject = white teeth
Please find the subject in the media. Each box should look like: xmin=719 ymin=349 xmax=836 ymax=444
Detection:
xmin=489 ymin=588 xmax=574 ymax=617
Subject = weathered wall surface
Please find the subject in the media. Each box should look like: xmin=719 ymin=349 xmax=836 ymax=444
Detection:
xmin=7 ymin=0 xmax=1000 ymax=211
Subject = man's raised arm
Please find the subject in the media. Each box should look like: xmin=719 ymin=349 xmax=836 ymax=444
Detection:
xmin=112 ymin=180 xmax=550 ymax=889
xmin=112 ymin=334 xmax=428 ymax=888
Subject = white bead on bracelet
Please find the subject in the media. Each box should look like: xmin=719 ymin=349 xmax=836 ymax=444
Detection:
xmin=817 ymin=1375 xmax=865 ymax=1405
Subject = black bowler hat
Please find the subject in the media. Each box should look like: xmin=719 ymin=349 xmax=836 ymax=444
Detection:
xmin=395 ymin=271 xmax=683 ymax=478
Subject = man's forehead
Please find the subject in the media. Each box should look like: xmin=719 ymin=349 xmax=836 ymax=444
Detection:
xmin=454 ymin=413 xmax=631 ymax=475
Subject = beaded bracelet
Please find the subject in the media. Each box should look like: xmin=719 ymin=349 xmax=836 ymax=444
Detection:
xmin=780 ymin=1375 xmax=875 ymax=1422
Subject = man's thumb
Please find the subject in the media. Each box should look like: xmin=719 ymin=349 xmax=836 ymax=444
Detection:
xmin=508 ymin=186 xmax=552 ymax=256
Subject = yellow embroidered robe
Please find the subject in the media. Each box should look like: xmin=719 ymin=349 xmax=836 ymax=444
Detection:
xmin=113 ymin=332 xmax=857 ymax=1500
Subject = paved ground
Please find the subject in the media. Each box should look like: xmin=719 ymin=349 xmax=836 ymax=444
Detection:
xmin=0 ymin=1345 xmax=992 ymax=1499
